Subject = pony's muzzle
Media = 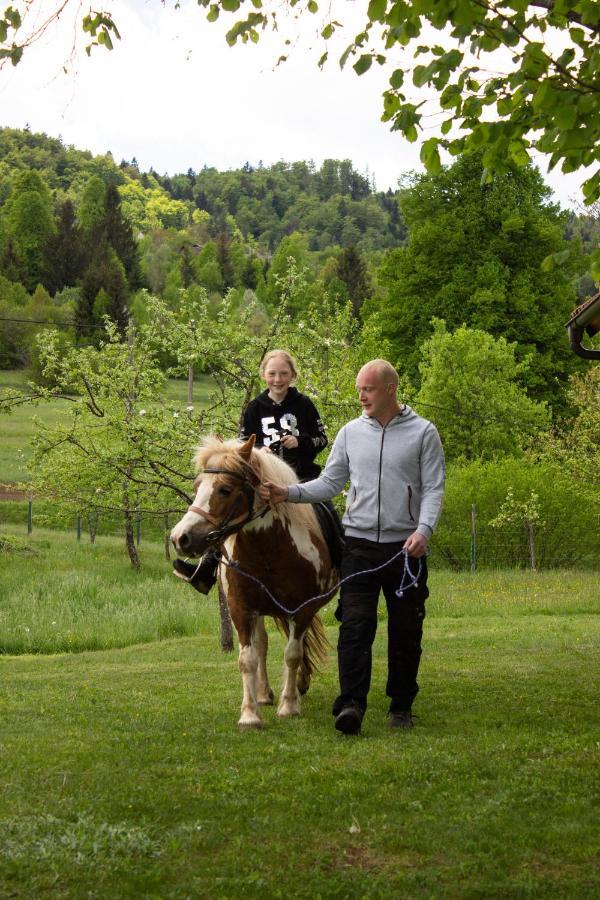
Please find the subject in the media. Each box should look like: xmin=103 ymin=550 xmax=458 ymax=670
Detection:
xmin=173 ymin=531 xmax=192 ymax=553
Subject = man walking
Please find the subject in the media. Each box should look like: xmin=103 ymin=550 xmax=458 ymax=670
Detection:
xmin=259 ymin=359 xmax=445 ymax=735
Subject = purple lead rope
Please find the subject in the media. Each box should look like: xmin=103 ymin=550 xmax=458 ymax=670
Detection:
xmin=221 ymin=547 xmax=423 ymax=617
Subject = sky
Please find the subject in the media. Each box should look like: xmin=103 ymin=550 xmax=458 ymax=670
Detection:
xmin=0 ymin=0 xmax=590 ymax=208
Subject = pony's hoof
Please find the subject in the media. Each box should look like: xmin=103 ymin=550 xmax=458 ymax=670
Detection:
xmin=277 ymin=704 xmax=300 ymax=718
xmin=238 ymin=715 xmax=263 ymax=730
xmin=257 ymin=688 xmax=274 ymax=706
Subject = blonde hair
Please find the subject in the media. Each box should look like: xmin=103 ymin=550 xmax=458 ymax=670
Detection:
xmin=260 ymin=349 xmax=298 ymax=380
xmin=358 ymin=359 xmax=399 ymax=388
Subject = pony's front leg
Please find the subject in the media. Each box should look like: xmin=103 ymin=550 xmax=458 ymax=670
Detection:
xmin=235 ymin=616 xmax=263 ymax=730
xmin=278 ymin=621 xmax=303 ymax=718
xmin=254 ymin=616 xmax=274 ymax=706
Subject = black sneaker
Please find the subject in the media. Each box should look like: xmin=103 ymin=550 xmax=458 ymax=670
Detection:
xmin=335 ymin=701 xmax=364 ymax=735
xmin=387 ymin=709 xmax=414 ymax=729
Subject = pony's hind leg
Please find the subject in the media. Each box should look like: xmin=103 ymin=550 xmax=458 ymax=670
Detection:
xmin=277 ymin=621 xmax=303 ymax=718
xmin=254 ymin=616 xmax=274 ymax=706
xmin=235 ymin=616 xmax=263 ymax=730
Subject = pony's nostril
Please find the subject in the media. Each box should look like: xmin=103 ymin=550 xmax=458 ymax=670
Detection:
xmin=179 ymin=532 xmax=190 ymax=550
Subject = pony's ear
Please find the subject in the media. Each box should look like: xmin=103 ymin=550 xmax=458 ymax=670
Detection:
xmin=215 ymin=433 xmax=223 ymax=442
xmin=238 ymin=433 xmax=256 ymax=460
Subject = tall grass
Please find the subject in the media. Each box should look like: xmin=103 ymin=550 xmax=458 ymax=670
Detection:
xmin=1 ymin=528 xmax=598 ymax=655
xmin=0 ymin=530 xmax=217 ymax=654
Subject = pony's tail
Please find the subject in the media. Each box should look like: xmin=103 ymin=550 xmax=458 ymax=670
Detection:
xmin=302 ymin=613 xmax=330 ymax=676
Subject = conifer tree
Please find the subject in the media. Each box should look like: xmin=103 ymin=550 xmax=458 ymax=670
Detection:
xmin=43 ymin=199 xmax=85 ymax=295
xmin=337 ymin=245 xmax=372 ymax=318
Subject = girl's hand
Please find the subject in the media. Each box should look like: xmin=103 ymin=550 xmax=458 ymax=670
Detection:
xmin=280 ymin=434 xmax=299 ymax=449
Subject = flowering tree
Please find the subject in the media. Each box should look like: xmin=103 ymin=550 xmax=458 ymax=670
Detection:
xmin=489 ymin=487 xmax=545 ymax=570
xmin=152 ymin=259 xmax=391 ymax=442
xmin=29 ymin=319 xmax=207 ymax=568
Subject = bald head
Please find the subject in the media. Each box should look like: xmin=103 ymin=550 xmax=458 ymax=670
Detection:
xmin=357 ymin=359 xmax=399 ymax=388
xmin=355 ymin=359 xmax=401 ymax=425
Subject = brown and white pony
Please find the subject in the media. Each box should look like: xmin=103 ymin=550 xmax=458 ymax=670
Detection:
xmin=171 ymin=435 xmax=338 ymax=729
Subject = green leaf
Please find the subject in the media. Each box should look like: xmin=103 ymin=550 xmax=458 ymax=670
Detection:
xmin=541 ymin=249 xmax=570 ymax=272
xmin=582 ymin=173 xmax=600 ymax=204
xmin=339 ymin=44 xmax=353 ymax=68
xmin=367 ymin=0 xmax=387 ymax=22
xmin=389 ymin=68 xmax=404 ymax=89
xmin=353 ymin=54 xmax=373 ymax=75
xmin=321 ymin=23 xmax=334 ymax=39
xmin=308 ymin=0 xmax=318 ymax=11
xmin=413 ymin=63 xmax=433 ymax=88
xmin=420 ymin=138 xmax=442 ymax=175
xmin=207 ymin=5 xmax=220 ymax=21
xmin=554 ymin=102 xmax=577 ymax=130
xmin=221 ymin=0 xmax=241 ymax=10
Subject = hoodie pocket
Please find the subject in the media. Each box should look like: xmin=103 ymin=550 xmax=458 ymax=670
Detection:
xmin=408 ymin=485 xmax=415 ymax=522
xmin=345 ymin=486 xmax=357 ymax=519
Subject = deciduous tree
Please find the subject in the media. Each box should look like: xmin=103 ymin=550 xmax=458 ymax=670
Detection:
xmin=373 ymin=152 xmax=584 ymax=408
xmin=416 ymin=319 xmax=550 ymax=461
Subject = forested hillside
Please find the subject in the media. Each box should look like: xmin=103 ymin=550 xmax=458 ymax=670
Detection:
xmin=0 ymin=125 xmax=597 ymax=412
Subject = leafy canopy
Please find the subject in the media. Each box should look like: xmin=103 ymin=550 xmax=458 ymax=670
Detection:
xmin=374 ymin=151 xmax=584 ymax=408
xmin=416 ymin=318 xmax=550 ymax=462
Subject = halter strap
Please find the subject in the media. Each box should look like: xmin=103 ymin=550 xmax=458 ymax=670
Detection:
xmin=187 ymin=464 xmax=268 ymax=549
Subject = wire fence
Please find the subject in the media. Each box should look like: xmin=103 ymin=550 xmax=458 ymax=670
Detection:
xmin=1 ymin=497 xmax=597 ymax=571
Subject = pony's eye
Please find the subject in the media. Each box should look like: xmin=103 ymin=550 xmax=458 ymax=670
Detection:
xmin=218 ymin=486 xmax=232 ymax=497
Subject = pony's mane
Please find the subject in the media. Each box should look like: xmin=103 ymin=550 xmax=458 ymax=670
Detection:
xmin=193 ymin=435 xmax=319 ymax=533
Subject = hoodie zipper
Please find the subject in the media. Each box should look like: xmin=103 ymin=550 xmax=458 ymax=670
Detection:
xmin=376 ymin=425 xmax=387 ymax=542
xmin=408 ymin=485 xmax=415 ymax=522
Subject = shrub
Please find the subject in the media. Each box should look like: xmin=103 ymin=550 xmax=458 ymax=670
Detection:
xmin=433 ymin=458 xmax=599 ymax=569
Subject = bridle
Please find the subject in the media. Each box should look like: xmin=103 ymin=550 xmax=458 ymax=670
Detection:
xmin=187 ymin=465 xmax=269 ymax=549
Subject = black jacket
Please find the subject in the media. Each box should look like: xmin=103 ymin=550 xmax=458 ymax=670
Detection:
xmin=241 ymin=387 xmax=328 ymax=480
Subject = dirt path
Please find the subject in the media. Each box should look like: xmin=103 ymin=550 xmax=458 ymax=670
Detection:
xmin=0 ymin=485 xmax=27 ymax=501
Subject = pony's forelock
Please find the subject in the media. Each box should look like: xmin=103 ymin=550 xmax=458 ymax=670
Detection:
xmin=192 ymin=435 xmax=318 ymax=533
xmin=193 ymin=436 xmax=298 ymax=486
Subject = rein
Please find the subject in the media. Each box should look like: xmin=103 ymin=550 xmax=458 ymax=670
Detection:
xmin=220 ymin=547 xmax=423 ymax=617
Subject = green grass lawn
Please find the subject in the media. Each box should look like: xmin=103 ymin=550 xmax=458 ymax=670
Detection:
xmin=0 ymin=370 xmax=215 ymax=484
xmin=0 ymin=530 xmax=598 ymax=897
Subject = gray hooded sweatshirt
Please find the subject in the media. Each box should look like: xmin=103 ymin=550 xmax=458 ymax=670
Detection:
xmin=287 ymin=406 xmax=445 ymax=543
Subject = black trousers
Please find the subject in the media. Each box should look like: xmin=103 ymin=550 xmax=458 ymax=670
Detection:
xmin=335 ymin=536 xmax=429 ymax=713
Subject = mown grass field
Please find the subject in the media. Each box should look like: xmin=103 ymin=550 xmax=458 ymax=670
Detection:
xmin=0 ymin=530 xmax=598 ymax=898
xmin=0 ymin=370 xmax=215 ymax=484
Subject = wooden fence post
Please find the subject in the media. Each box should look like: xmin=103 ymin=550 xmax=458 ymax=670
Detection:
xmin=27 ymin=497 xmax=33 ymax=535
xmin=527 ymin=520 xmax=537 ymax=571
xmin=470 ymin=504 xmax=477 ymax=572
xmin=76 ymin=513 xmax=81 ymax=542
xmin=164 ymin=515 xmax=170 ymax=561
